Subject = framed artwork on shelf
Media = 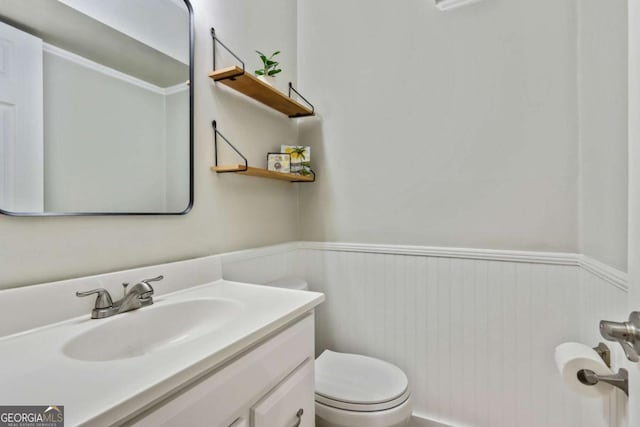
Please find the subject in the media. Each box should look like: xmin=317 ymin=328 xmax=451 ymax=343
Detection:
xmin=267 ymin=153 xmax=291 ymax=173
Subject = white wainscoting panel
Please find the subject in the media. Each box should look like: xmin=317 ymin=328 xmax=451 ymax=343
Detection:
xmin=220 ymin=242 xmax=299 ymax=285
xmin=297 ymin=247 xmax=628 ymax=427
xmin=219 ymin=242 xmax=629 ymax=427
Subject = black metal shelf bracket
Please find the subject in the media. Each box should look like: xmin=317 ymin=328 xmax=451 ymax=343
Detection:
xmin=289 ymin=82 xmax=315 ymax=115
xmin=211 ymin=27 xmax=245 ymax=77
xmin=212 ymin=121 xmax=248 ymax=172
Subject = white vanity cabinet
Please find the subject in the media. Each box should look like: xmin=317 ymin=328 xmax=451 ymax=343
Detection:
xmin=252 ymin=359 xmax=314 ymax=427
xmin=127 ymin=314 xmax=316 ymax=427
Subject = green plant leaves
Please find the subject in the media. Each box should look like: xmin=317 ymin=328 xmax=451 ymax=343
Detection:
xmin=255 ymin=50 xmax=268 ymax=66
xmin=255 ymin=50 xmax=283 ymax=77
xmin=292 ymin=146 xmax=306 ymax=159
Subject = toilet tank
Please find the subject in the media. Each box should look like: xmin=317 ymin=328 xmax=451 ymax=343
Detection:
xmin=265 ymin=277 xmax=309 ymax=291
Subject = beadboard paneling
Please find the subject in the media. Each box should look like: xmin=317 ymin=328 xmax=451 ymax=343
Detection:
xmin=298 ymin=248 xmax=627 ymax=427
xmin=220 ymin=242 xmax=628 ymax=427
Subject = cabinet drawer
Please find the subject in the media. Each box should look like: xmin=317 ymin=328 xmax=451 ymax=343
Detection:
xmin=252 ymin=359 xmax=314 ymax=427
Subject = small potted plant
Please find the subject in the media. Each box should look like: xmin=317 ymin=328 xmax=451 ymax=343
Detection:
xmin=255 ymin=50 xmax=282 ymax=86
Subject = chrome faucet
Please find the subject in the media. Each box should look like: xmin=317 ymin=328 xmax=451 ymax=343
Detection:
xmin=76 ymin=275 xmax=163 ymax=319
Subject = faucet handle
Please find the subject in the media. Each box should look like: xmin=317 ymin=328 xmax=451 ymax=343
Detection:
xmin=141 ymin=275 xmax=164 ymax=285
xmin=76 ymin=288 xmax=113 ymax=309
xmin=138 ymin=275 xmax=163 ymax=294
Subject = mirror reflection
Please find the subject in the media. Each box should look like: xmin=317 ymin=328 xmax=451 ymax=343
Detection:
xmin=0 ymin=0 xmax=191 ymax=215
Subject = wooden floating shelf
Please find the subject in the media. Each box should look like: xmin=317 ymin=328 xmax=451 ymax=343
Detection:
xmin=212 ymin=165 xmax=315 ymax=182
xmin=209 ymin=66 xmax=314 ymax=118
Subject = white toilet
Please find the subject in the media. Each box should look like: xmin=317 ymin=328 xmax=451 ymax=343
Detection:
xmin=265 ymin=277 xmax=413 ymax=427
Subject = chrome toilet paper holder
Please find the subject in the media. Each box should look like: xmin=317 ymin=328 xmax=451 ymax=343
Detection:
xmin=575 ymin=342 xmax=628 ymax=396
xmin=577 ymin=368 xmax=628 ymax=396
xmin=592 ymin=342 xmax=611 ymax=367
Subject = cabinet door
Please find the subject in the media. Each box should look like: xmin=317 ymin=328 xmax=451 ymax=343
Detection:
xmin=252 ymin=359 xmax=314 ymax=427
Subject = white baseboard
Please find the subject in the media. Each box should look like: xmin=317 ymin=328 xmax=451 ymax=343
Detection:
xmin=411 ymin=413 xmax=453 ymax=427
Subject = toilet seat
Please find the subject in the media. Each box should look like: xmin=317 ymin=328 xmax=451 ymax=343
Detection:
xmin=316 ymin=388 xmax=411 ymax=412
xmin=315 ymin=350 xmax=410 ymax=412
xmin=315 ymin=396 xmax=412 ymax=427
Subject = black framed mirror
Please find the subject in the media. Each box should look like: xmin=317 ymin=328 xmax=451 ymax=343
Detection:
xmin=0 ymin=0 xmax=193 ymax=216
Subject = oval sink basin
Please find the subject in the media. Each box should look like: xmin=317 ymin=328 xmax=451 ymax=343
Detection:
xmin=63 ymin=299 xmax=243 ymax=362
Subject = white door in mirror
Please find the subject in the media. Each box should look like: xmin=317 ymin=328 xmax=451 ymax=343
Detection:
xmin=0 ymin=21 xmax=43 ymax=212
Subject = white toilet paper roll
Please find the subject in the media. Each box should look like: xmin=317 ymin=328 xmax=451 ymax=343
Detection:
xmin=555 ymin=342 xmax=614 ymax=398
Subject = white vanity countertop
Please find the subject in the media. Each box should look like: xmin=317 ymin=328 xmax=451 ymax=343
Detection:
xmin=0 ymin=280 xmax=324 ymax=426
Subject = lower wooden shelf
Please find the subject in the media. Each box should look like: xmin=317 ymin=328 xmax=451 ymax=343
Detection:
xmin=212 ymin=165 xmax=315 ymax=182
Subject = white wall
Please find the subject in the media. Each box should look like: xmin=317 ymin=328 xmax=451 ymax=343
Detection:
xmin=211 ymin=0 xmax=297 ymax=95
xmin=297 ymin=0 xmax=579 ymax=253
xmin=577 ymin=0 xmax=628 ymax=272
xmin=0 ymin=0 xmax=301 ymax=289
xmin=221 ymin=242 xmax=629 ymax=427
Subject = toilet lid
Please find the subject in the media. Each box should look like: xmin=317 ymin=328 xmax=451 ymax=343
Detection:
xmin=315 ymin=350 xmax=410 ymax=411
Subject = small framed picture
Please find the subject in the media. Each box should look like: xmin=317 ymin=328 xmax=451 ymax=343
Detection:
xmin=267 ymin=153 xmax=291 ymax=173
xmin=281 ymin=145 xmax=311 ymax=163
xmin=281 ymin=145 xmax=311 ymax=175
